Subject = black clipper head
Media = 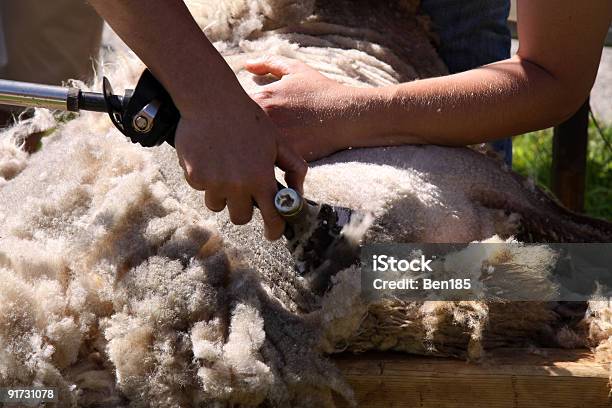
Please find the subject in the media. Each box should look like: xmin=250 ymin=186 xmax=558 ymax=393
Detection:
xmin=275 ymin=188 xmax=364 ymax=294
xmin=102 ymin=69 xmax=180 ymax=148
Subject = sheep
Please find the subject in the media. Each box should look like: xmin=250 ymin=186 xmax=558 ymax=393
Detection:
xmin=0 ymin=0 xmax=610 ymax=406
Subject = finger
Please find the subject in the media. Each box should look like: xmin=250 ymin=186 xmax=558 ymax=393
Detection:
xmin=254 ymin=184 xmax=285 ymax=240
xmin=180 ymin=159 xmax=209 ymax=191
xmin=277 ymin=143 xmax=308 ymax=195
xmin=204 ymin=190 xmax=227 ymax=212
xmin=184 ymin=172 xmax=206 ymax=191
xmin=245 ymin=55 xmax=309 ymax=78
xmin=226 ymin=193 xmax=254 ymax=225
xmin=177 ymin=154 xmax=186 ymax=171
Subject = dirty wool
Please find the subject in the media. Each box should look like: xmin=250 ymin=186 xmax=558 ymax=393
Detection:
xmin=1 ymin=0 xmax=611 ymax=406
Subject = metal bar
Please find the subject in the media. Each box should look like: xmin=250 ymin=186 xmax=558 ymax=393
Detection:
xmin=0 ymin=79 xmax=70 ymax=111
xmin=551 ymin=97 xmax=590 ymax=213
xmin=78 ymin=91 xmax=110 ymax=112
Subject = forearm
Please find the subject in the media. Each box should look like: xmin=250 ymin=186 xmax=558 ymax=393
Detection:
xmin=347 ymin=55 xmax=586 ymax=148
xmin=89 ymin=0 xmax=246 ymax=116
xmin=344 ymin=0 xmax=612 ymax=149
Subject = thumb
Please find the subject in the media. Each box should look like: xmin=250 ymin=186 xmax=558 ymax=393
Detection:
xmin=245 ymin=56 xmax=309 ymax=79
xmin=276 ymin=142 xmax=308 ymax=195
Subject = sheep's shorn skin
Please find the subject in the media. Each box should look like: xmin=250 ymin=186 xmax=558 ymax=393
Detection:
xmin=0 ymin=1 xmax=611 ymax=406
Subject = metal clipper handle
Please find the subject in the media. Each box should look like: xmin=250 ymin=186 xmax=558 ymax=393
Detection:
xmin=102 ymin=69 xmax=180 ymax=147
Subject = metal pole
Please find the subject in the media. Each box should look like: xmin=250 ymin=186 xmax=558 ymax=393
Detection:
xmin=551 ymin=97 xmax=590 ymax=213
xmin=0 ymin=79 xmax=75 ymax=111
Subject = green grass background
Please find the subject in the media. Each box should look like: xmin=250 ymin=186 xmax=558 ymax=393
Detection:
xmin=512 ymin=120 xmax=612 ymax=220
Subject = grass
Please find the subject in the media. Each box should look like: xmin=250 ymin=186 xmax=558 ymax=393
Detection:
xmin=512 ymin=120 xmax=612 ymax=221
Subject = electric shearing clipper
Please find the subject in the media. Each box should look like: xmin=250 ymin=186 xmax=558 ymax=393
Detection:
xmin=274 ymin=187 xmax=362 ymax=293
xmin=0 ymin=70 xmax=362 ymax=293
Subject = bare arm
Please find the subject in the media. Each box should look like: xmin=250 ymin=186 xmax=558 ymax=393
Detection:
xmin=89 ymin=0 xmax=234 ymax=113
xmin=365 ymin=0 xmax=612 ymax=146
xmin=245 ymin=0 xmax=612 ymax=159
xmin=89 ymin=0 xmax=307 ymax=239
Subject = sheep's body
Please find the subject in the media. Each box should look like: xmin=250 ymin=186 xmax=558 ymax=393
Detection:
xmin=0 ymin=1 xmax=610 ymax=406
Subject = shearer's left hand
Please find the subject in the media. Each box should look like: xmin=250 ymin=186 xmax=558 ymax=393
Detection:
xmin=245 ymin=56 xmax=370 ymax=161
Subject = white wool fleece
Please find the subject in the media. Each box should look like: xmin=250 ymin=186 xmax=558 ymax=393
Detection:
xmin=0 ymin=0 xmax=609 ymax=406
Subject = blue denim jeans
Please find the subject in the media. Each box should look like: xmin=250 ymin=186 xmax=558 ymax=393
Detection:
xmin=421 ymin=0 xmax=513 ymax=165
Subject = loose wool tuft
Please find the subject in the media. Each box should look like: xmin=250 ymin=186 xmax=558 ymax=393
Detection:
xmin=0 ymin=138 xmax=26 ymax=186
xmin=0 ymin=110 xmax=55 ymax=186
xmin=0 ymin=0 xmax=611 ymax=406
xmin=186 ymin=0 xmax=316 ymax=45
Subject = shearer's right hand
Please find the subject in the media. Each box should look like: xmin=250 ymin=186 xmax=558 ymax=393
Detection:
xmin=174 ymin=90 xmax=307 ymax=240
xmin=88 ymin=0 xmax=307 ymax=240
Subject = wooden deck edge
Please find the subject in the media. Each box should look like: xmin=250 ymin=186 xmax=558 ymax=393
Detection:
xmin=333 ymin=348 xmax=611 ymax=408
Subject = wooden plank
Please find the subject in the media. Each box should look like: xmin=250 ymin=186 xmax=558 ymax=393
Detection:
xmin=551 ymin=98 xmax=590 ymax=213
xmin=333 ymin=348 xmax=611 ymax=408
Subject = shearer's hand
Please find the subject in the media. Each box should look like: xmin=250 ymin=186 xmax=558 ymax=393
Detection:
xmin=174 ymin=94 xmax=307 ymax=240
xmin=245 ymin=56 xmax=368 ymax=162
xmin=88 ymin=2 xmax=309 ymax=240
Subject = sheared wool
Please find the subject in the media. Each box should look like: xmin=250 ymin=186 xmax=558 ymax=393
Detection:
xmin=0 ymin=137 xmax=27 ymax=186
xmin=0 ymin=109 xmax=55 ymax=186
xmin=0 ymin=117 xmax=351 ymax=407
xmin=186 ymin=0 xmax=316 ymax=44
xmin=0 ymin=0 xmax=611 ymax=407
